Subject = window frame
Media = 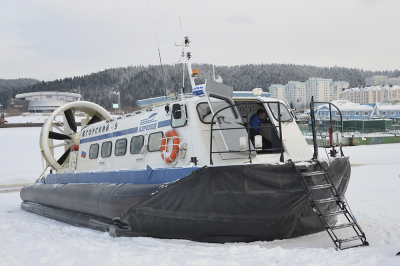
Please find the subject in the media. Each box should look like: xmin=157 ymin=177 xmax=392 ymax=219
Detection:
xmin=390 ymin=111 xmax=396 ymax=116
xmin=354 ymin=111 xmax=360 ymax=116
xmin=89 ymin=143 xmax=99 ymax=159
xmin=101 ymin=141 xmax=112 ymax=158
xmin=147 ymin=131 xmax=164 ymax=152
xmin=196 ymin=102 xmax=215 ymax=124
xmin=115 ymin=138 xmax=127 ymax=156
xmin=363 ymin=111 xmax=369 ymax=116
xmin=171 ymin=104 xmax=188 ymax=128
xmin=130 ymin=135 xmax=144 ymax=154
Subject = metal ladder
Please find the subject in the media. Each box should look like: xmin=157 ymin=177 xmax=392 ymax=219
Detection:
xmin=291 ymin=160 xmax=369 ymax=250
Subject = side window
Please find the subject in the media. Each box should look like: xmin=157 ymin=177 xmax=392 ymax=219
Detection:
xmin=89 ymin=144 xmax=99 ymax=159
xmin=101 ymin=141 xmax=112 ymax=158
xmin=130 ymin=135 xmax=144 ymax=154
xmin=171 ymin=104 xmax=187 ymax=128
xmin=197 ymin=102 xmax=213 ymax=123
xmin=148 ymin=132 xmax=163 ymax=152
xmin=115 ymin=138 xmax=127 ymax=156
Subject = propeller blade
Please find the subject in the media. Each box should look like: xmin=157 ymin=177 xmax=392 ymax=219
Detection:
xmin=49 ymin=131 xmax=71 ymax=140
xmin=57 ymin=149 xmax=71 ymax=165
xmin=87 ymin=115 xmax=101 ymax=125
xmin=64 ymin=109 xmax=77 ymax=132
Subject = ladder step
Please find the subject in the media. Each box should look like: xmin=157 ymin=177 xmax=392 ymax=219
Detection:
xmin=314 ymin=197 xmax=340 ymax=204
xmin=302 ymin=171 xmax=327 ymax=177
xmin=309 ymin=184 xmax=332 ymax=190
xmin=321 ymin=210 xmax=347 ymax=217
xmin=331 ymin=222 xmax=356 ymax=230
xmin=337 ymin=235 xmax=363 ymax=244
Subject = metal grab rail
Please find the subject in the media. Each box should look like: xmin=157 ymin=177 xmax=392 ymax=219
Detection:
xmin=209 ymin=101 xmax=287 ymax=165
xmin=310 ymin=97 xmax=344 ymax=159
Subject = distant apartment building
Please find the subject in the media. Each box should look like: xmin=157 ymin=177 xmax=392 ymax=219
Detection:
xmin=365 ymin=76 xmax=400 ymax=86
xmin=285 ymin=81 xmax=306 ymax=107
xmin=305 ymin=77 xmax=333 ymax=103
xmin=269 ymin=84 xmax=286 ymax=99
xmin=331 ymin=81 xmax=349 ymax=100
xmin=340 ymin=85 xmax=400 ymax=104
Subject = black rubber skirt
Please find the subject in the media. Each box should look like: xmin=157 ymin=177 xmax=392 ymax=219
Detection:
xmin=21 ymin=158 xmax=351 ymax=243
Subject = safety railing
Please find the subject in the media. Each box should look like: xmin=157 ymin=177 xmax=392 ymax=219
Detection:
xmin=209 ymin=101 xmax=287 ymax=165
xmin=310 ymin=97 xmax=344 ymax=159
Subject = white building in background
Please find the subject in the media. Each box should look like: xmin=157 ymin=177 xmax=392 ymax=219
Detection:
xmin=365 ymin=75 xmax=388 ymax=86
xmin=15 ymin=91 xmax=81 ymax=113
xmin=285 ymin=81 xmax=306 ymax=107
xmin=331 ymin=81 xmax=349 ymax=100
xmin=388 ymin=77 xmax=400 ymax=86
xmin=268 ymin=84 xmax=286 ymax=99
xmin=305 ymin=77 xmax=333 ymax=103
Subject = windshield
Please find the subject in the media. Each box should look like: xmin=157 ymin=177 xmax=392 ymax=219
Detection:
xmin=209 ymin=96 xmax=237 ymax=119
xmin=267 ymin=103 xmax=293 ymax=122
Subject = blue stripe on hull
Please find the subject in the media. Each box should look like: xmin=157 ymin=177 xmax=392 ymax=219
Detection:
xmin=41 ymin=166 xmax=201 ymax=185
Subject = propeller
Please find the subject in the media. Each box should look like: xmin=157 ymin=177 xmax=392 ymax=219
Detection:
xmin=87 ymin=115 xmax=101 ymax=126
xmin=49 ymin=131 xmax=71 ymax=140
xmin=57 ymin=149 xmax=71 ymax=165
xmin=64 ymin=109 xmax=77 ymax=132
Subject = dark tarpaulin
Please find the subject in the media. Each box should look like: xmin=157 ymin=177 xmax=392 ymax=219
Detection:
xmin=21 ymin=157 xmax=350 ymax=243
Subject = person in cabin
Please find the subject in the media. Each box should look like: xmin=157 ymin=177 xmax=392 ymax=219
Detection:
xmin=249 ymin=109 xmax=272 ymax=150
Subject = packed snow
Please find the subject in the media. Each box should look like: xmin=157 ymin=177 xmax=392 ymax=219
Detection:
xmin=1 ymin=126 xmax=400 ymax=265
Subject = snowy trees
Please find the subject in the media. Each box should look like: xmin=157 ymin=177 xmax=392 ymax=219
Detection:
xmin=1 ymin=64 xmax=399 ymax=111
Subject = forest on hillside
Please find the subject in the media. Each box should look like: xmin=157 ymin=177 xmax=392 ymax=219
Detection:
xmin=1 ymin=64 xmax=399 ymax=110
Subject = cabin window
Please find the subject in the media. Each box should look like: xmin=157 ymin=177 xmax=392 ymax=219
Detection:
xmin=209 ymin=96 xmax=237 ymax=119
xmin=101 ymin=141 xmax=112 ymax=158
xmin=148 ymin=132 xmax=163 ymax=152
xmin=354 ymin=112 xmax=360 ymax=116
xmin=130 ymin=135 xmax=144 ymax=154
xmin=335 ymin=111 xmax=340 ymax=116
xmin=382 ymin=111 xmax=387 ymax=115
xmin=267 ymin=103 xmax=293 ymax=122
xmin=345 ymin=112 xmax=350 ymax=116
xmin=363 ymin=112 xmax=369 ymax=116
xmin=197 ymin=103 xmax=213 ymax=123
xmin=115 ymin=138 xmax=127 ymax=156
xmin=89 ymin=144 xmax=99 ymax=159
xmin=171 ymin=104 xmax=187 ymax=128
xmin=390 ymin=111 xmax=396 ymax=116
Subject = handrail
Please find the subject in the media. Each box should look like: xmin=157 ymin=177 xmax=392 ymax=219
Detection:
xmin=310 ymin=97 xmax=344 ymax=159
xmin=209 ymin=101 xmax=287 ymax=165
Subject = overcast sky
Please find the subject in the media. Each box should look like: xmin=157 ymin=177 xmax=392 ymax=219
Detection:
xmin=1 ymin=0 xmax=399 ymax=81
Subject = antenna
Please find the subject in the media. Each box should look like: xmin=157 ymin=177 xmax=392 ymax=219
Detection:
xmin=147 ymin=0 xmax=168 ymax=98
xmin=212 ymin=60 xmax=215 ymax=81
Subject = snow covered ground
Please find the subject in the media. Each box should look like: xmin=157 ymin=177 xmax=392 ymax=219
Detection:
xmin=5 ymin=114 xmax=86 ymax=124
xmin=1 ymin=127 xmax=400 ymax=265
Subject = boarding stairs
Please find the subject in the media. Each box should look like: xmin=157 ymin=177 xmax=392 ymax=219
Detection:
xmin=291 ymin=160 xmax=369 ymax=250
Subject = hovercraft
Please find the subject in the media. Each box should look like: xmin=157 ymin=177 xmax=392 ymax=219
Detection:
xmin=21 ymin=37 xmax=368 ymax=250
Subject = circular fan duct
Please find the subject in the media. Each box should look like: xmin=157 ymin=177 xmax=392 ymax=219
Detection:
xmin=39 ymin=101 xmax=112 ymax=171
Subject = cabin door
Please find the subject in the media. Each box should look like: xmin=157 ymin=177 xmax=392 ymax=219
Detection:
xmin=204 ymin=80 xmax=254 ymax=160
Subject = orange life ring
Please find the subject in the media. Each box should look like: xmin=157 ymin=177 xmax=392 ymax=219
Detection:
xmin=161 ymin=130 xmax=180 ymax=163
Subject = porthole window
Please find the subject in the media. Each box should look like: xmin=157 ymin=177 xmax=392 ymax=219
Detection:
xmin=101 ymin=141 xmax=112 ymax=158
xmin=130 ymin=135 xmax=144 ymax=154
xmin=148 ymin=132 xmax=163 ymax=152
xmin=115 ymin=139 xmax=127 ymax=156
xmin=89 ymin=144 xmax=99 ymax=159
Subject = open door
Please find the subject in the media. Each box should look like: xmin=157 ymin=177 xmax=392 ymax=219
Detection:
xmin=204 ymin=80 xmax=254 ymax=160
